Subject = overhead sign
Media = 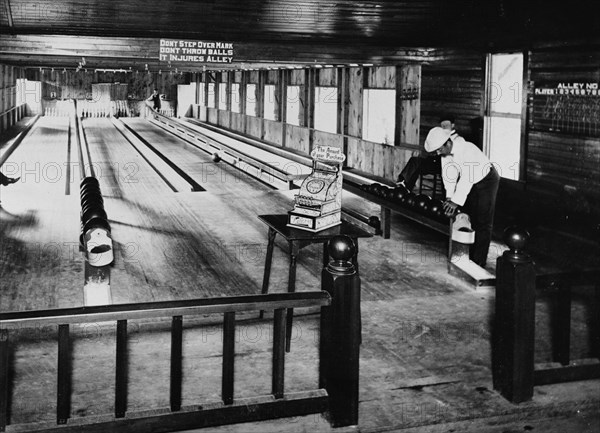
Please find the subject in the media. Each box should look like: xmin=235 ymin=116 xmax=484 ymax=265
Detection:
xmin=159 ymin=39 xmax=234 ymax=64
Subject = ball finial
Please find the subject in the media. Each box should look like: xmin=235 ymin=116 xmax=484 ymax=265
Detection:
xmin=503 ymin=226 xmax=531 ymax=262
xmin=327 ymin=235 xmax=356 ymax=274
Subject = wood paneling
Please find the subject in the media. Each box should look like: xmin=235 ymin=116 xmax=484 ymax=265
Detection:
xmin=285 ymin=124 xmax=310 ymax=155
xmin=266 ymin=70 xmax=279 ymax=85
xmin=313 ymin=130 xmax=343 ymax=150
xmin=245 ymin=115 xmax=261 ymax=139
xmin=218 ymin=109 xmax=231 ymax=129
xmin=289 ymin=70 xmax=305 ymax=86
xmin=396 ymin=65 xmax=421 ymax=145
xmin=368 ymin=66 xmax=395 ymax=89
xmin=421 ymin=62 xmax=485 ymax=146
xmin=248 ymin=71 xmax=260 ymax=84
xmin=346 ymin=137 xmax=418 ymax=180
xmin=207 ymin=107 xmax=218 ymax=124
xmin=346 ymin=67 xmax=363 ymax=138
xmin=230 ymin=112 xmax=244 ymax=132
xmin=317 ymin=68 xmax=337 ymax=87
xmin=263 ymin=119 xmax=283 ymax=146
xmin=527 ymin=45 xmax=600 ymax=205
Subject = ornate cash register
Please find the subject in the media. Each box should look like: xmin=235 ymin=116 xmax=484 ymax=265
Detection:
xmin=288 ymin=145 xmax=346 ymax=231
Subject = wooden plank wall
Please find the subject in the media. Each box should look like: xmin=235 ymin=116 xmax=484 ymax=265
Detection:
xmin=23 ymin=69 xmax=189 ymax=112
xmin=420 ymin=52 xmax=485 ymax=146
xmin=1 ymin=64 xmax=25 ymax=133
xmin=527 ymin=45 xmax=600 ymax=206
xmin=195 ymin=65 xmax=426 ymax=181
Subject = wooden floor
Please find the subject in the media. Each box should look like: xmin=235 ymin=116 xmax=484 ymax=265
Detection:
xmin=0 ymin=116 xmax=598 ymax=432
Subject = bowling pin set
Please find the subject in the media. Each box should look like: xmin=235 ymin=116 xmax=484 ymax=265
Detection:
xmin=77 ymin=100 xmax=132 ymax=118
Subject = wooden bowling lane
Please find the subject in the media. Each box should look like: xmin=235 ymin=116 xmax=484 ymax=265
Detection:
xmin=79 ymin=118 xmax=315 ymax=304
xmin=1 ymin=116 xmax=83 ymax=312
xmin=119 ymin=117 xmax=274 ymax=195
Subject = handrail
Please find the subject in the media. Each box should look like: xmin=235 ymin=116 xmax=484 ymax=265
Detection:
xmin=535 ymin=269 xmax=600 ymax=288
xmin=0 ymin=292 xmax=331 ymax=327
xmin=0 ymin=103 xmax=26 ymax=118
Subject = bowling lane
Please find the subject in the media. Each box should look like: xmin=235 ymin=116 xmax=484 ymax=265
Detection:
xmin=120 ymin=117 xmax=273 ymax=195
xmin=114 ymin=118 xmax=323 ymax=294
xmin=81 ymin=118 xmax=298 ymax=303
xmin=1 ymin=116 xmax=83 ymax=311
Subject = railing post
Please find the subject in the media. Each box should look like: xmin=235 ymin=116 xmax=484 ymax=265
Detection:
xmin=320 ymin=235 xmax=361 ymax=427
xmin=492 ymin=226 xmax=536 ymax=403
xmin=0 ymin=330 xmax=8 ymax=432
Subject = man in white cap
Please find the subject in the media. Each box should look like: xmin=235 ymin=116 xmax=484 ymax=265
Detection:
xmin=424 ymin=126 xmax=500 ymax=268
xmin=396 ymin=114 xmax=459 ymax=191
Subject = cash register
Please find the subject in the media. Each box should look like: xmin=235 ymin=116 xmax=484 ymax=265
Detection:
xmin=287 ymin=145 xmax=345 ymax=231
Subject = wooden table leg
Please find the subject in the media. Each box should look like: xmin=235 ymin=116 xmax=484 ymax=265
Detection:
xmin=285 ymin=241 xmax=299 ymax=352
xmin=381 ymin=206 xmax=391 ymax=239
xmin=259 ymin=228 xmax=277 ymax=319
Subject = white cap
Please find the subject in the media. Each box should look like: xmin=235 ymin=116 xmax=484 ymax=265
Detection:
xmin=424 ymin=127 xmax=452 ymax=152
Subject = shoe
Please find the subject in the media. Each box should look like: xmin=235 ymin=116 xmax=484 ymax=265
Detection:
xmin=7 ymin=176 xmax=19 ymax=184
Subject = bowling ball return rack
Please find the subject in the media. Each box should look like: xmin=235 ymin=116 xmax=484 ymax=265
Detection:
xmin=342 ymin=179 xmax=496 ymax=287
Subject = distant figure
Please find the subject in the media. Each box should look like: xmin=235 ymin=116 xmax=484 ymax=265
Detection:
xmin=0 ymin=171 xmax=19 ymax=208
xmin=147 ymin=88 xmax=161 ymax=112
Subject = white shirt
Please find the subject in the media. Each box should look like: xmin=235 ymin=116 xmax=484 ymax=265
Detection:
xmin=441 ymin=137 xmax=492 ymax=206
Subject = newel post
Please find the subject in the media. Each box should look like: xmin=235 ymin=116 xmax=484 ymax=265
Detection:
xmin=320 ymin=235 xmax=361 ymax=427
xmin=492 ymin=226 xmax=536 ymax=403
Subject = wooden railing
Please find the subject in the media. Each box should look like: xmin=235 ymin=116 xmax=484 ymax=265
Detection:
xmin=492 ymin=226 xmax=600 ymax=403
xmin=0 ymin=281 xmax=362 ymax=432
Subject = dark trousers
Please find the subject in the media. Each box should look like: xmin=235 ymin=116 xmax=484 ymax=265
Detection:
xmin=398 ymin=156 xmax=441 ymax=190
xmin=464 ymin=166 xmax=500 ymax=267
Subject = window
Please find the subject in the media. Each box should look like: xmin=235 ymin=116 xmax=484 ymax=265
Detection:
xmin=218 ymin=83 xmax=228 ymax=110
xmin=286 ymin=85 xmax=301 ymax=126
xmin=246 ymin=84 xmax=257 ymax=116
xmin=314 ymin=86 xmax=337 ymax=133
xmin=264 ymin=85 xmax=277 ymax=120
xmin=231 ymin=83 xmax=241 ymax=113
xmin=362 ymin=89 xmax=396 ymax=145
xmin=207 ymin=83 xmax=215 ymax=108
xmin=484 ymin=53 xmax=524 ymax=181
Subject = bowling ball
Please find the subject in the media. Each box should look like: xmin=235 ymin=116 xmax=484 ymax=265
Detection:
xmin=80 ymin=177 xmax=99 ymax=190
xmin=372 ymin=183 xmax=383 ymax=196
xmin=80 ymin=189 xmax=103 ymax=203
xmin=428 ymin=199 xmax=443 ymax=218
xmin=82 ymin=207 xmax=107 ymax=225
xmin=415 ymin=194 xmax=431 ymax=213
xmin=83 ymin=216 xmax=111 ymax=234
xmin=368 ymin=216 xmax=381 ymax=230
xmin=392 ymin=186 xmax=408 ymax=203
xmin=404 ymin=192 xmax=417 ymax=208
xmin=212 ymin=152 xmax=221 ymax=163
xmin=383 ymin=186 xmax=395 ymax=200
xmin=81 ymin=199 xmax=104 ymax=216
